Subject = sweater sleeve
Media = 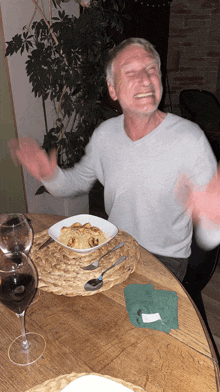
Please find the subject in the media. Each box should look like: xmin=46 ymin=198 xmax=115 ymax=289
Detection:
xmin=195 ymin=217 xmax=220 ymax=250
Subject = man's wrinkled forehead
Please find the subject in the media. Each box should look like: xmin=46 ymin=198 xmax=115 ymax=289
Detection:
xmin=112 ymin=44 xmax=157 ymax=72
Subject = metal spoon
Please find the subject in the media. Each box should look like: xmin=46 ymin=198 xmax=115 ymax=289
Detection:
xmin=38 ymin=237 xmax=54 ymax=250
xmin=81 ymin=242 xmax=124 ymax=270
xmin=84 ymin=256 xmax=126 ymax=291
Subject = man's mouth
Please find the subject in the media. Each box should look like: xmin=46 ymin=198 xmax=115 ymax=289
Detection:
xmin=134 ymin=92 xmax=154 ymax=98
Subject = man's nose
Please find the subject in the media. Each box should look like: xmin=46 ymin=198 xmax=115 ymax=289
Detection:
xmin=139 ymin=70 xmax=151 ymax=84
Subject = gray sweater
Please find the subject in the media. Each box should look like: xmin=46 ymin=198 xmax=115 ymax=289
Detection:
xmin=43 ymin=113 xmax=217 ymax=257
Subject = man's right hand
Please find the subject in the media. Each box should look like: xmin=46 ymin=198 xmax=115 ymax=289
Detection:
xmin=8 ymin=137 xmax=58 ymax=181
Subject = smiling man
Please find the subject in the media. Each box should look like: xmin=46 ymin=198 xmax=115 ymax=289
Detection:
xmin=106 ymin=42 xmax=166 ymax=141
xmin=9 ymin=38 xmax=220 ymax=281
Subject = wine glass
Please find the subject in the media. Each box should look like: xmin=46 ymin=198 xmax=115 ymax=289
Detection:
xmin=0 ymin=213 xmax=33 ymax=257
xmin=0 ymin=213 xmax=40 ymax=305
xmin=0 ymin=252 xmax=46 ymax=366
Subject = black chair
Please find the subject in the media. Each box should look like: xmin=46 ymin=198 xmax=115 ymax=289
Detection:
xmin=179 ymin=89 xmax=220 ymax=161
xmin=182 ymin=230 xmax=220 ymax=362
xmin=89 ymin=180 xmax=108 ymax=220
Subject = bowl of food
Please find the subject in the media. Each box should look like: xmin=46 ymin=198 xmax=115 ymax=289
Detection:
xmin=48 ymin=214 xmax=118 ymax=254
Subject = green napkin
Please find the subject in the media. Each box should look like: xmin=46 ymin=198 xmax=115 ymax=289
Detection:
xmin=124 ymin=284 xmax=178 ymax=332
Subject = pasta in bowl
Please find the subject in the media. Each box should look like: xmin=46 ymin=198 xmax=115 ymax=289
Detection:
xmin=48 ymin=214 xmax=118 ymax=254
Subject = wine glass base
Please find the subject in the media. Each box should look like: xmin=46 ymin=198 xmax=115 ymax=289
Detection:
xmin=8 ymin=332 xmax=46 ymax=366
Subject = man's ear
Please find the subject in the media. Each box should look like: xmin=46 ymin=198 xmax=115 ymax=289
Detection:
xmin=107 ymin=82 xmax=118 ymax=101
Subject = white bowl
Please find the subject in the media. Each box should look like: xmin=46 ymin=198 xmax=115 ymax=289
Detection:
xmin=48 ymin=214 xmax=118 ymax=254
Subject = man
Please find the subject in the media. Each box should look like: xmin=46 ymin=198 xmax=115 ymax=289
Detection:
xmin=9 ymin=38 xmax=220 ymax=281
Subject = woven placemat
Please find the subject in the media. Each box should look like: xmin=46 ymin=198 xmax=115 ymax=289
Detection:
xmin=25 ymin=372 xmax=145 ymax=392
xmin=30 ymin=229 xmax=140 ymax=296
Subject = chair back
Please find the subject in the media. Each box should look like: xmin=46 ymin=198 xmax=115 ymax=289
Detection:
xmin=179 ymin=89 xmax=220 ymax=160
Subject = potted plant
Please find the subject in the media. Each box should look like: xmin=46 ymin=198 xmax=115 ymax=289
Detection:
xmin=5 ymin=0 xmax=125 ymax=203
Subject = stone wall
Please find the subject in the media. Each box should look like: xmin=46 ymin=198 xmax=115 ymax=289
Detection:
xmin=165 ymin=0 xmax=220 ymax=114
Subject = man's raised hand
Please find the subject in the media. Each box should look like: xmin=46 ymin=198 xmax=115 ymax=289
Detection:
xmin=175 ymin=169 xmax=220 ymax=227
xmin=8 ymin=137 xmax=57 ymax=181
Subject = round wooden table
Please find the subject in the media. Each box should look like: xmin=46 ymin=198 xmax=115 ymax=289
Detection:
xmin=0 ymin=213 xmax=219 ymax=392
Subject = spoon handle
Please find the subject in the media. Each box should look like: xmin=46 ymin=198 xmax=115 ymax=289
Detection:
xmin=101 ymin=256 xmax=126 ymax=278
xmin=81 ymin=242 xmax=125 ymax=270
xmin=102 ymin=242 xmax=124 ymax=259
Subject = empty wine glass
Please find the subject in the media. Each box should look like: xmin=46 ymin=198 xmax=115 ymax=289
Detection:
xmin=0 ymin=213 xmax=33 ymax=257
xmin=0 ymin=252 xmax=46 ymax=366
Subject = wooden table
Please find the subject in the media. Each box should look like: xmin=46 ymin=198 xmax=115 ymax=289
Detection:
xmin=0 ymin=213 xmax=219 ymax=392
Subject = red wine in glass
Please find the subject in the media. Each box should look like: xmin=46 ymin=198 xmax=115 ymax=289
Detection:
xmin=0 ymin=252 xmax=46 ymax=366
xmin=0 ymin=273 xmax=36 ymax=313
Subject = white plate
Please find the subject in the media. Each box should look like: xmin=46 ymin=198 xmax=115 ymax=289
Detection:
xmin=61 ymin=375 xmax=133 ymax=391
xmin=48 ymin=214 xmax=118 ymax=254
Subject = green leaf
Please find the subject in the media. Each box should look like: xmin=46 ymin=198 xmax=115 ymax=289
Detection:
xmin=6 ymin=0 xmax=126 ymax=169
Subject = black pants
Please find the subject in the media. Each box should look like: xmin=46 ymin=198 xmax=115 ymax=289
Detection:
xmin=152 ymin=254 xmax=188 ymax=282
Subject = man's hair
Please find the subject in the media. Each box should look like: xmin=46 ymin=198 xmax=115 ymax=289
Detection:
xmin=105 ymin=37 xmax=161 ymax=85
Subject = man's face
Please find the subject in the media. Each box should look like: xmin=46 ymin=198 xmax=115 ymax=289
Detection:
xmin=108 ymin=45 xmax=162 ymax=116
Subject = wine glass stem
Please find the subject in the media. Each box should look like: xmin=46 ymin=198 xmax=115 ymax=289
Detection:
xmin=18 ymin=311 xmax=29 ymax=350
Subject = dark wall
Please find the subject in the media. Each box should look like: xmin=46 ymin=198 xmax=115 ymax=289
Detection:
xmin=122 ymin=2 xmax=172 ymax=76
xmin=120 ymin=0 xmax=173 ymax=107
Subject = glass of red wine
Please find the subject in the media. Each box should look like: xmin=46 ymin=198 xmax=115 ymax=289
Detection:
xmin=0 ymin=213 xmax=33 ymax=257
xmin=0 ymin=213 xmax=40 ymax=305
xmin=0 ymin=252 xmax=46 ymax=365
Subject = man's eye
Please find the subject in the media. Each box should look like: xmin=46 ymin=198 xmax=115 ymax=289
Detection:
xmin=126 ymin=71 xmax=137 ymax=77
xmin=147 ymin=66 xmax=157 ymax=73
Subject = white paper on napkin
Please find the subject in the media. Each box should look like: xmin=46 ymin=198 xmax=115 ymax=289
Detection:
xmin=142 ymin=312 xmax=162 ymax=323
xmin=61 ymin=375 xmax=134 ymax=391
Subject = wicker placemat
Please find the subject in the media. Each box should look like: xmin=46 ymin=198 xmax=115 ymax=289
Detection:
xmin=30 ymin=230 xmax=140 ymax=296
xmin=25 ymin=372 xmax=145 ymax=392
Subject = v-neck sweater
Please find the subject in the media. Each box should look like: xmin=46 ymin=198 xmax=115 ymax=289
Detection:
xmin=43 ymin=113 xmax=217 ymax=257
